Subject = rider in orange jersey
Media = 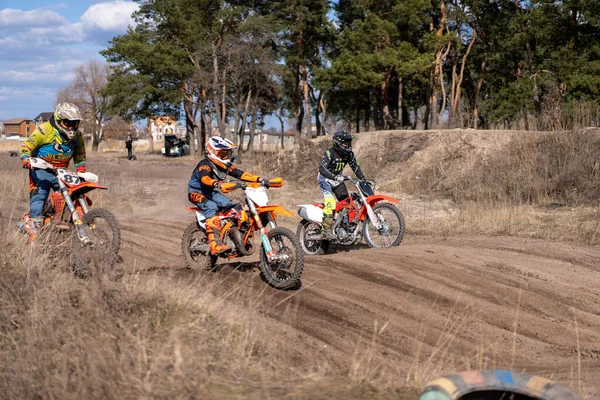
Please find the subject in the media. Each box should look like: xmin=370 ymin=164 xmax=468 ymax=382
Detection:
xmin=188 ymin=136 xmax=269 ymax=255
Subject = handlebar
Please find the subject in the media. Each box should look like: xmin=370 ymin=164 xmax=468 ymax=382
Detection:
xmin=220 ymin=177 xmax=285 ymax=194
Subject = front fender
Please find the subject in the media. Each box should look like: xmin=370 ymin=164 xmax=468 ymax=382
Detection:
xmin=256 ymin=205 xmax=294 ymax=217
xmin=358 ymin=195 xmax=400 ymax=220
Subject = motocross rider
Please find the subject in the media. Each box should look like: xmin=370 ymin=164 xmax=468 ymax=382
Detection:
xmin=20 ymin=102 xmax=86 ymax=240
xmin=318 ymin=130 xmax=366 ymax=240
xmin=188 ymin=136 xmax=270 ymax=255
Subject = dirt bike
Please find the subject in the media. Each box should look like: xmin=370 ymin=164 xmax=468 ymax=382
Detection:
xmin=296 ymin=177 xmax=405 ymax=255
xmin=181 ymin=177 xmax=304 ymax=290
xmin=19 ymin=157 xmax=121 ymax=276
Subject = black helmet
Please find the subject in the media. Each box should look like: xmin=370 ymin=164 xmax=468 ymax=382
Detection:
xmin=333 ymin=130 xmax=352 ymax=157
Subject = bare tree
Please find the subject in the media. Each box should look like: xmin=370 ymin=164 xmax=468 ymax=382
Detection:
xmin=57 ymin=60 xmax=111 ymax=151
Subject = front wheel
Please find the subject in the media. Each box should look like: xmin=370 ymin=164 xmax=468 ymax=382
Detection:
xmin=260 ymin=227 xmax=304 ymax=290
xmin=363 ymin=203 xmax=405 ymax=248
xmin=71 ymin=208 xmax=121 ymax=278
xmin=296 ymin=219 xmax=331 ymax=255
xmin=181 ymin=221 xmax=217 ymax=271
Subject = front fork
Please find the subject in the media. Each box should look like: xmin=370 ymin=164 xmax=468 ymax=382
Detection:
xmin=58 ymin=180 xmax=90 ymax=244
xmin=246 ymin=199 xmax=275 ymax=260
xmin=364 ymin=202 xmax=382 ymax=230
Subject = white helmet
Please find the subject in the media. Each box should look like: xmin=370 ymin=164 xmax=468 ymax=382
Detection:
xmin=54 ymin=102 xmax=82 ymax=140
xmin=206 ymin=136 xmax=236 ymax=167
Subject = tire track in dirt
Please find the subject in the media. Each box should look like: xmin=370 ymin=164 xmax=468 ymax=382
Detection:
xmin=119 ymin=217 xmax=600 ymax=394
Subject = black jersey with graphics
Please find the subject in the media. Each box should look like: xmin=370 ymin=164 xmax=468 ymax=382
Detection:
xmin=318 ymin=147 xmax=364 ymax=180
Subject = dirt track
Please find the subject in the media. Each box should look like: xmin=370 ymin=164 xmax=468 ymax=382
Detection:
xmin=117 ymin=211 xmax=600 ymax=396
xmin=3 ymin=151 xmax=600 ymax=396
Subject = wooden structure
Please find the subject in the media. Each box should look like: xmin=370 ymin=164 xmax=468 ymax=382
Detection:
xmin=3 ymin=118 xmax=35 ymax=136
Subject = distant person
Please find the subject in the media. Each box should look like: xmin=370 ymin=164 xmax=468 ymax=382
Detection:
xmin=20 ymin=102 xmax=86 ymax=241
xmin=187 ymin=136 xmax=270 ymax=255
xmin=125 ymin=133 xmax=133 ymax=159
xmin=317 ymin=130 xmax=366 ymax=240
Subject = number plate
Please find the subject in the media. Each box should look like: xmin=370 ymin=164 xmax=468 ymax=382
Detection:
xmin=57 ymin=169 xmax=81 ymax=185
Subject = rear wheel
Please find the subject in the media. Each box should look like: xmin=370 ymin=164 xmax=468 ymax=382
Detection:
xmin=260 ymin=227 xmax=304 ymax=290
xmin=181 ymin=221 xmax=217 ymax=271
xmin=296 ymin=219 xmax=331 ymax=255
xmin=71 ymin=208 xmax=120 ymax=278
xmin=363 ymin=203 xmax=405 ymax=248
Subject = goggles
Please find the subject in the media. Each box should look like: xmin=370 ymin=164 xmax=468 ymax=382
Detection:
xmin=60 ymin=119 xmax=81 ymax=129
xmin=215 ymin=149 xmax=232 ymax=159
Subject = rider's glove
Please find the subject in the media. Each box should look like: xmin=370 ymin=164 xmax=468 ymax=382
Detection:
xmin=335 ymin=175 xmax=345 ymax=183
xmin=260 ymin=178 xmax=270 ymax=188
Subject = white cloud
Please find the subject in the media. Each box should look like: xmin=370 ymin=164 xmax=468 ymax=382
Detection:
xmin=0 ymin=8 xmax=67 ymax=28
xmin=81 ymin=1 xmax=139 ymax=33
xmin=0 ymin=2 xmax=139 ymax=119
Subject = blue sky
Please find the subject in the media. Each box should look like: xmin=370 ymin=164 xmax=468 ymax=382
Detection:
xmin=0 ymin=0 xmax=139 ymax=121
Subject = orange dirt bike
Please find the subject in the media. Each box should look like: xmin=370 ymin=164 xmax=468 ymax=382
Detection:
xmin=297 ymin=177 xmax=405 ymax=255
xmin=18 ymin=157 xmax=121 ymax=275
xmin=181 ymin=177 xmax=304 ymax=290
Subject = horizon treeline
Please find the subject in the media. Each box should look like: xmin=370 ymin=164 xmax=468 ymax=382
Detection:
xmin=101 ymin=0 xmax=600 ymax=151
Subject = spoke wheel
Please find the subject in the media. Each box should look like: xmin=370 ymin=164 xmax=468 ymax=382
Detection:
xmin=296 ymin=219 xmax=330 ymax=255
xmin=181 ymin=221 xmax=217 ymax=271
xmin=363 ymin=203 xmax=405 ymax=248
xmin=260 ymin=227 xmax=304 ymax=290
xmin=71 ymin=208 xmax=121 ymax=278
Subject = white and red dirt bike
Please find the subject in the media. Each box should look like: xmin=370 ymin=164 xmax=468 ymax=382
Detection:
xmin=181 ymin=177 xmax=304 ymax=290
xmin=297 ymin=177 xmax=405 ymax=255
xmin=19 ymin=157 xmax=121 ymax=276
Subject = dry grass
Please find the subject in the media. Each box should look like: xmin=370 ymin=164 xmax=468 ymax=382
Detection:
xmin=0 ymin=151 xmax=416 ymax=399
xmin=0 ymin=227 xmax=418 ymax=399
xmin=259 ymin=129 xmax=600 ymax=246
xmin=407 ymin=203 xmax=600 ymax=245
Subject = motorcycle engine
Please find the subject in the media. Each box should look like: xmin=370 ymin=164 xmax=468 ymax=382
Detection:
xmin=335 ymin=227 xmax=348 ymax=240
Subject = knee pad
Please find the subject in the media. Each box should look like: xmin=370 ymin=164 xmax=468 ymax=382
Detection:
xmin=324 ymin=196 xmax=336 ymax=215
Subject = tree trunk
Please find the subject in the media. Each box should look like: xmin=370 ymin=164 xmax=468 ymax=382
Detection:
xmin=199 ymin=110 xmax=207 ymax=153
xmin=430 ymin=0 xmax=448 ymax=129
xmin=146 ymin=111 xmax=154 ymax=153
xmin=238 ymin=89 xmax=252 ymax=151
xmin=381 ymin=68 xmax=394 ymax=129
xmin=314 ymin=91 xmax=322 ymax=136
xmin=233 ymin=97 xmax=244 ymax=146
xmin=246 ymin=104 xmax=258 ymax=152
xmin=450 ymin=27 xmax=477 ymax=128
xmin=184 ymin=98 xmax=198 ymax=154
xmin=212 ymin=44 xmax=225 ymax=136
xmin=301 ymin=64 xmax=311 ymax=139
xmin=320 ymin=97 xmax=327 ymax=135
xmin=473 ymin=56 xmax=487 ymax=129
xmin=278 ymin=114 xmax=285 ymax=149
xmin=221 ymin=67 xmax=227 ymax=138
xmin=397 ymin=76 xmax=403 ymax=127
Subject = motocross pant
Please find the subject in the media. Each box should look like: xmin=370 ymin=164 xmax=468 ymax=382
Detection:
xmin=187 ymin=188 xmax=236 ymax=219
xmin=29 ymin=169 xmax=59 ymax=218
xmin=317 ymin=174 xmax=349 ymax=216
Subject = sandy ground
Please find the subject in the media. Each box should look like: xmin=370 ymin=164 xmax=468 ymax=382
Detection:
xmin=3 ymin=150 xmax=600 ymax=397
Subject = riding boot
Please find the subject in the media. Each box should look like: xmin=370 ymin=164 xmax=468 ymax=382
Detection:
xmin=321 ymin=213 xmax=335 ymax=240
xmin=28 ymin=217 xmax=45 ymax=243
xmin=206 ymin=216 xmax=231 ymax=255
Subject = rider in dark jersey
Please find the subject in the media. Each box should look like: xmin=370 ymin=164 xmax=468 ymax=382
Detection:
xmin=317 ymin=131 xmax=365 ymax=239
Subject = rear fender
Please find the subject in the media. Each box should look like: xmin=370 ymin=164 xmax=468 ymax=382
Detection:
xmin=358 ymin=195 xmax=400 ymax=221
xmin=298 ymin=204 xmax=323 ymax=223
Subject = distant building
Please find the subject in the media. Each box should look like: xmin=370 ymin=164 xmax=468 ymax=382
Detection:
xmin=3 ymin=118 xmax=35 ymax=136
xmin=33 ymin=112 xmax=53 ymax=126
xmin=148 ymin=116 xmax=184 ymax=142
